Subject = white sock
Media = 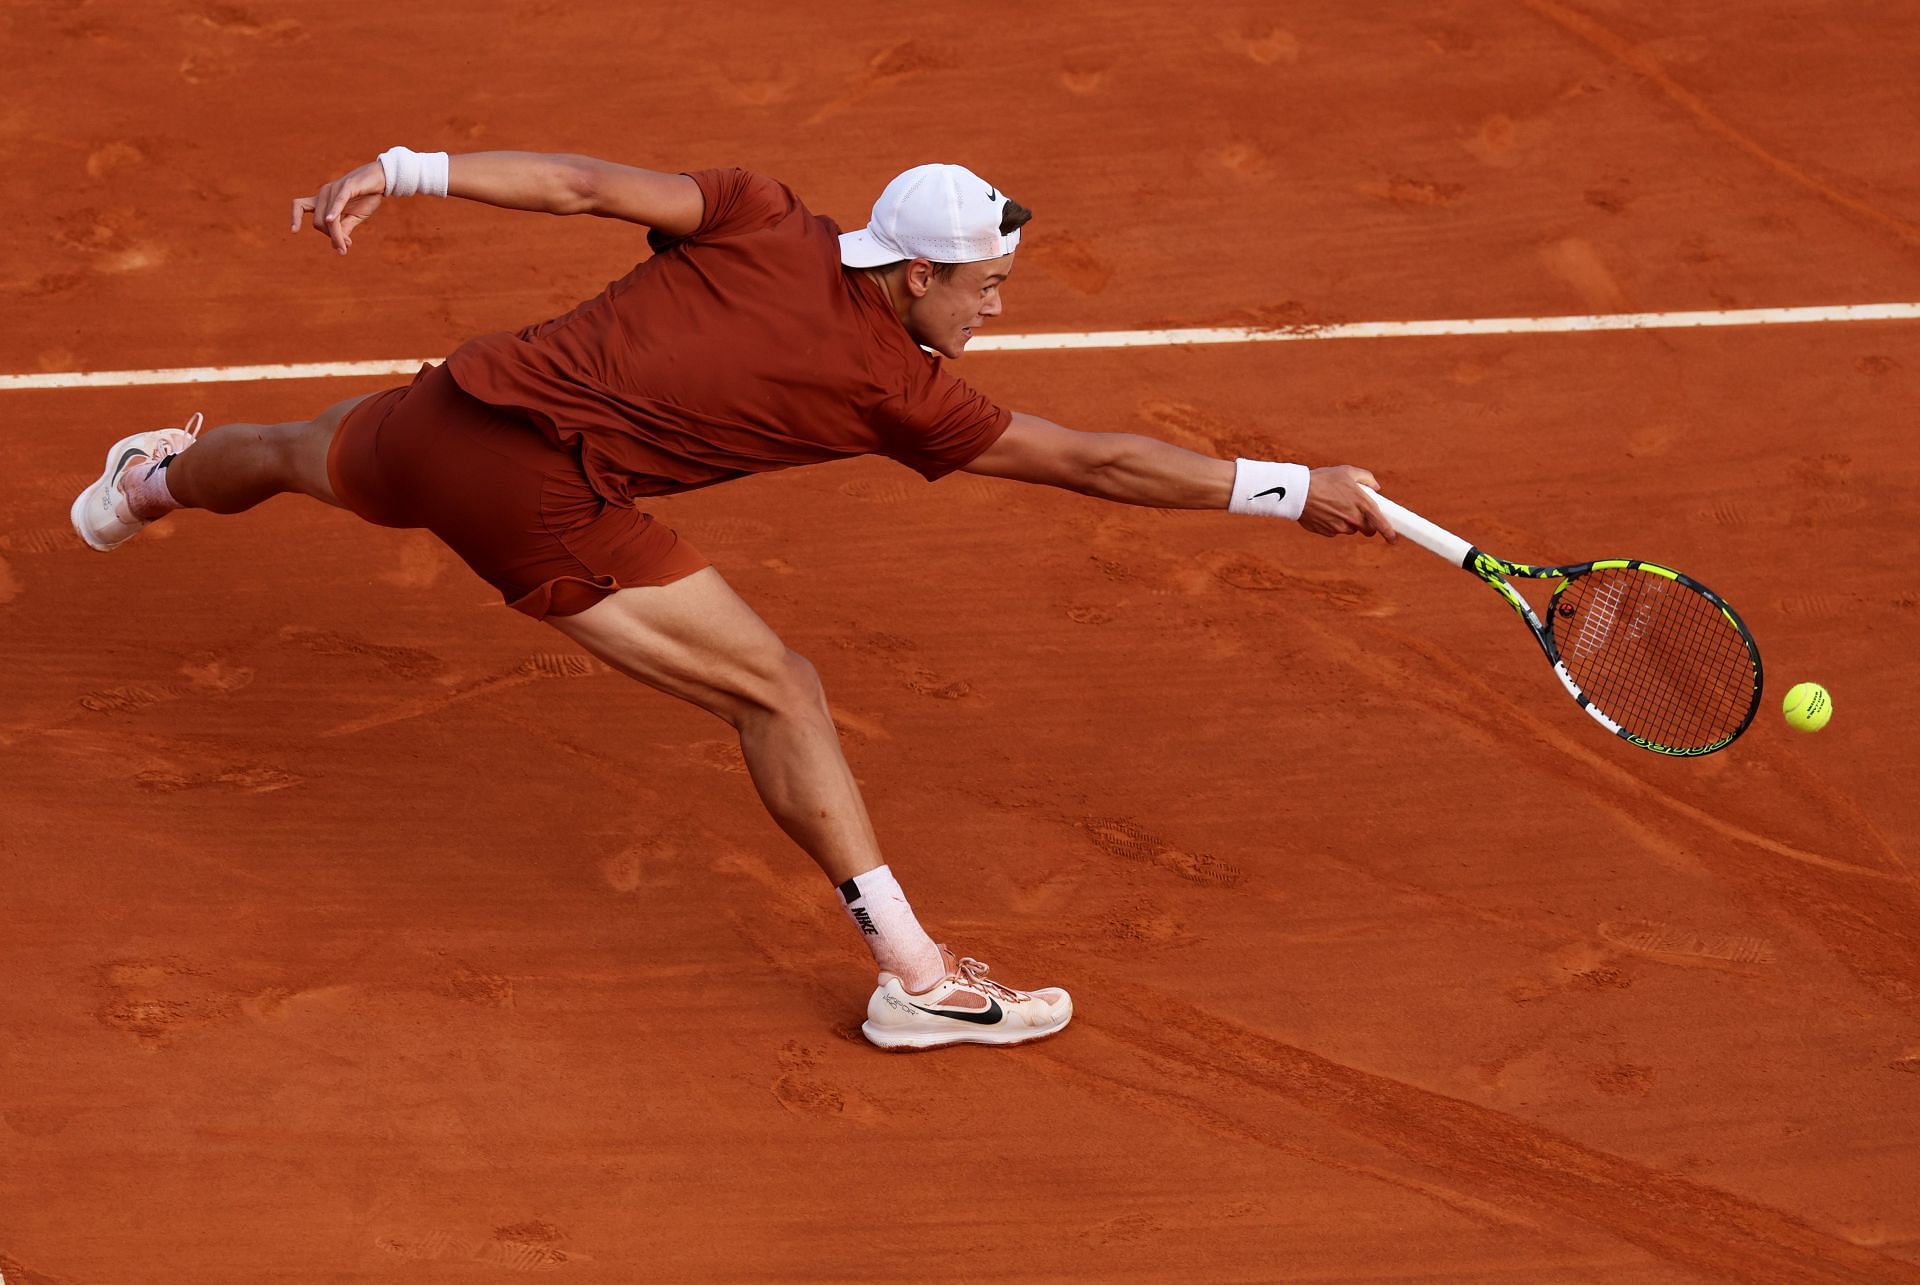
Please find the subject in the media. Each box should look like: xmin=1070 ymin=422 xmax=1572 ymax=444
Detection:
xmin=123 ymin=456 xmax=182 ymax=520
xmin=836 ymin=865 xmax=944 ymax=992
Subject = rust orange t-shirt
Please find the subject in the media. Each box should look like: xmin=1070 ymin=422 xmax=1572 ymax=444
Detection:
xmin=443 ymin=168 xmax=1012 ymax=503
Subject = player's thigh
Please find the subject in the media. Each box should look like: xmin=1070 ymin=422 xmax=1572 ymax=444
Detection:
xmin=546 ymin=566 xmax=806 ymax=719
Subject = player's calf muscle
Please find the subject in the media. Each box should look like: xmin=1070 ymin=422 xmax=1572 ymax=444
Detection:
xmin=170 ymin=416 xmax=340 ymax=512
xmin=166 ymin=424 xmax=284 ymax=512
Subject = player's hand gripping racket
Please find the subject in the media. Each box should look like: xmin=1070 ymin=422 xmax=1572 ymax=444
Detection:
xmin=1362 ymin=488 xmax=1763 ymax=756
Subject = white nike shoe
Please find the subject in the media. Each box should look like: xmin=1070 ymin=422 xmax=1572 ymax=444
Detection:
xmin=71 ymin=413 xmax=203 ymax=551
xmin=861 ymin=945 xmax=1072 ymax=1051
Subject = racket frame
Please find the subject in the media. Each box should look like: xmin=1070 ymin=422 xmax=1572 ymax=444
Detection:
xmin=1363 ymin=489 xmax=1764 ymax=756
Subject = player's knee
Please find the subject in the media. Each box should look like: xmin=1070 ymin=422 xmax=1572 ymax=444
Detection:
xmin=243 ymin=423 xmax=298 ymax=480
xmin=738 ymin=647 xmax=825 ymax=722
xmin=264 ymin=420 xmax=334 ymax=493
xmin=773 ymin=648 xmax=827 ymax=712
xmin=710 ymin=645 xmax=816 ymax=725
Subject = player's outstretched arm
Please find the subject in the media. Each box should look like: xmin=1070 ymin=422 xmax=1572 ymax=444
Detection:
xmin=448 ymin=153 xmax=704 ymax=232
xmin=963 ymin=411 xmax=1394 ymax=540
xmin=293 ymin=149 xmax=703 ymax=256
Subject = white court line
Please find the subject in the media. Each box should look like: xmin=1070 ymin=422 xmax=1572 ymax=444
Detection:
xmin=2 ymin=358 xmax=434 ymax=392
xmin=4 ymin=302 xmax=1917 ymax=391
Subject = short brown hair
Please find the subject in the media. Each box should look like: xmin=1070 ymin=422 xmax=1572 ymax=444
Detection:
xmin=997 ymin=197 xmax=1033 ymax=238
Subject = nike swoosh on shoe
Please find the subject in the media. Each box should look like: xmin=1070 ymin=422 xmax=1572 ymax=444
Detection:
xmin=109 ymin=444 xmax=149 ymax=484
xmin=909 ymin=997 xmax=1004 ymax=1025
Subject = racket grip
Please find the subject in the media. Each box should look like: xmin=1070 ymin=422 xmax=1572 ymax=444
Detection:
xmin=1360 ymin=486 xmax=1474 ymax=567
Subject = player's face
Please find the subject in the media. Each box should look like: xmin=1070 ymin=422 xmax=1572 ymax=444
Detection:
xmin=906 ymin=254 xmax=1014 ymax=358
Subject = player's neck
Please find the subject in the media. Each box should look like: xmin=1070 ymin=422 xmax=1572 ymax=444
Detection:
xmin=856 ymin=265 xmax=913 ymax=329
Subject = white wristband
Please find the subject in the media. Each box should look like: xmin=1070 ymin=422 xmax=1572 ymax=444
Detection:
xmin=377 ymin=146 xmax=450 ymax=198
xmin=1228 ymin=458 xmax=1310 ymax=521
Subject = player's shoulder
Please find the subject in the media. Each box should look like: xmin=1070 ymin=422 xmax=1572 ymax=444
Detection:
xmin=677 ymin=167 xmax=816 ymax=241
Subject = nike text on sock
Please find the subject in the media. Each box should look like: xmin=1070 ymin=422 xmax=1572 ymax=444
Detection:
xmin=836 ymin=865 xmax=944 ymax=992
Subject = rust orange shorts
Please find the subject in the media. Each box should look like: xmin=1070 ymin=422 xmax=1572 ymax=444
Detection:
xmin=326 ymin=362 xmax=709 ymax=619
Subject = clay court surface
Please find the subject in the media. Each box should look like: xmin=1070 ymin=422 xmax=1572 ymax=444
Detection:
xmin=6 ymin=1 xmax=1920 ymax=1281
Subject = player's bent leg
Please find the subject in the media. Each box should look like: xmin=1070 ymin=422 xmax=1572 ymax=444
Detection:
xmin=166 ymin=393 xmax=367 ymax=513
xmin=71 ymin=394 xmax=367 ymax=552
xmin=548 ymin=567 xmax=884 ymax=885
xmin=549 ymin=569 xmax=1072 ymax=1047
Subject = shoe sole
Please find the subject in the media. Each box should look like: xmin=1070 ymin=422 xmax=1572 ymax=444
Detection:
xmin=860 ymin=1011 xmax=1072 ymax=1052
xmin=70 ymin=432 xmax=155 ymax=552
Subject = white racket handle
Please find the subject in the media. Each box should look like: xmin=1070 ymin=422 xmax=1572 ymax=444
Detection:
xmin=1361 ymin=486 xmax=1474 ymax=568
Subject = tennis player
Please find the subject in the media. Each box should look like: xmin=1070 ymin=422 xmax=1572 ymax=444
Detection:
xmin=72 ymin=148 xmax=1393 ymax=1050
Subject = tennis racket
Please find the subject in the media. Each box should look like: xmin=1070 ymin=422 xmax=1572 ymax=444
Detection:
xmin=1363 ymin=488 xmax=1763 ymax=756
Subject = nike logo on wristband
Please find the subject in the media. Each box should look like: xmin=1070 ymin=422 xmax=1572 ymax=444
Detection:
xmin=1251 ymin=485 xmax=1288 ymax=500
xmin=911 ymin=998 xmax=1004 ymax=1025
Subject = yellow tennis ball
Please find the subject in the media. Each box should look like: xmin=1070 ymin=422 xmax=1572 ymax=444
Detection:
xmin=1782 ymin=681 xmax=1832 ymax=732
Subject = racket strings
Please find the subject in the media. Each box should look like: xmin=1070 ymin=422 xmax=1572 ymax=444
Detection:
xmin=1553 ymin=569 xmax=1757 ymax=750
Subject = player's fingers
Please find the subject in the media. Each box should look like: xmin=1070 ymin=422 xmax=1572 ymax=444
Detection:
xmin=309 ymin=184 xmax=348 ymax=252
xmin=305 ymin=183 xmax=333 ymax=232
xmin=1351 ymin=469 xmax=1380 ymax=491
xmin=324 ymin=183 xmax=353 ymax=229
xmin=290 ymin=197 xmax=313 ymax=233
xmin=1356 ymin=490 xmax=1397 ymax=543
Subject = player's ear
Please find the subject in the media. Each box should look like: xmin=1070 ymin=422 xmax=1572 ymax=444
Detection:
xmin=904 ymin=259 xmax=936 ymax=298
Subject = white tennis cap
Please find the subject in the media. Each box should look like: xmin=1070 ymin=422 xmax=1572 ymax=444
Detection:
xmin=839 ymin=163 xmax=1021 ymax=268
